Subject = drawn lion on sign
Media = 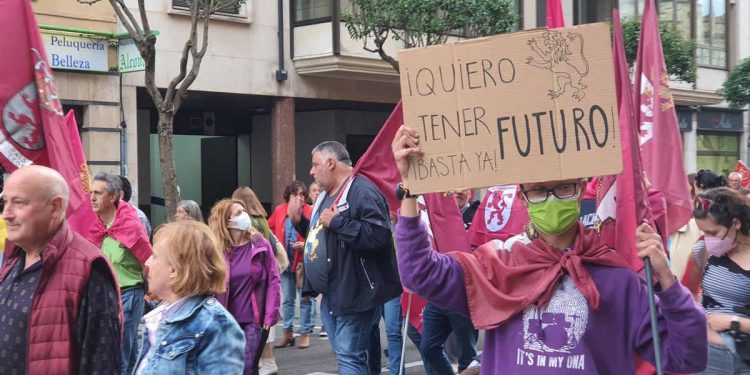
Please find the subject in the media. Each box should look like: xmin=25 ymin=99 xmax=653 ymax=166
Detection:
xmin=525 ymin=30 xmax=589 ymax=101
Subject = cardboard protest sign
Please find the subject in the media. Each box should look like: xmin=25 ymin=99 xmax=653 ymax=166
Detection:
xmin=399 ymin=22 xmax=622 ymax=194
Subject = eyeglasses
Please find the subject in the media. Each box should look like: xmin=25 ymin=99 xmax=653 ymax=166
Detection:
xmin=522 ymin=183 xmax=579 ymax=204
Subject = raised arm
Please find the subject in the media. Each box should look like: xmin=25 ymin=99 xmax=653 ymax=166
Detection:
xmin=396 ymin=213 xmax=469 ymax=316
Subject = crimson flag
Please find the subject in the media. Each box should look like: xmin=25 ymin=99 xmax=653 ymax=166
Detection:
xmin=468 ymin=185 xmax=528 ymax=247
xmin=633 ymin=0 xmax=692 ymax=235
xmin=595 ymin=11 xmax=653 ymax=271
xmin=735 ymin=160 xmax=750 ymax=189
xmin=353 ymin=102 xmax=403 ymax=214
xmin=0 ymin=0 xmax=86 ymax=215
xmin=63 ymin=111 xmax=97 ymax=235
xmin=546 ymin=0 xmax=565 ymax=28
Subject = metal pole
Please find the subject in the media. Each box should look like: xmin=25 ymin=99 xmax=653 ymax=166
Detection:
xmin=119 ymin=74 xmax=128 ymax=177
xmin=400 ymin=293 xmax=413 ymax=375
xmin=644 ymin=257 xmax=664 ymax=375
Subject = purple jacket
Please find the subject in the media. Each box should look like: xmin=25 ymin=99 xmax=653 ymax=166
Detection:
xmin=397 ymin=216 xmax=707 ymax=374
xmin=217 ymin=238 xmax=281 ymax=327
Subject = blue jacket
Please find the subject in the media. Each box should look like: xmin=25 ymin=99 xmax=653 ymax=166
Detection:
xmin=133 ymin=295 xmax=245 ymax=375
xmin=298 ymin=175 xmax=402 ymax=315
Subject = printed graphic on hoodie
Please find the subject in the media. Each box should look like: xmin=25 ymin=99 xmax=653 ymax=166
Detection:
xmin=517 ymin=277 xmax=588 ymax=371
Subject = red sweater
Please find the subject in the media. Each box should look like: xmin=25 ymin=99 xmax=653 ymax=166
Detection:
xmin=268 ymin=202 xmax=312 ymax=272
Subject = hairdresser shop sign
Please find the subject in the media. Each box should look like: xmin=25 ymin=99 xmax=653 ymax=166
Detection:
xmin=42 ymin=33 xmax=108 ymax=72
xmin=399 ymin=22 xmax=622 ymax=195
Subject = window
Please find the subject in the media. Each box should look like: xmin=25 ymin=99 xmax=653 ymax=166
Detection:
xmin=615 ymin=0 xmax=727 ymax=69
xmin=572 ymin=0 xmax=615 ymax=25
xmin=619 ymin=0 xmax=644 ymax=19
xmin=295 ymin=0 xmax=333 ymax=24
xmin=696 ymin=133 xmax=738 ymax=175
xmin=696 ymin=0 xmax=726 ymax=68
xmin=172 ymin=0 xmax=242 ymax=16
xmin=658 ymin=0 xmax=692 ymax=36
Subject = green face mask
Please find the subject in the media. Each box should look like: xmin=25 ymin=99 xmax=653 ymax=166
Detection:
xmin=527 ymin=197 xmax=581 ymax=235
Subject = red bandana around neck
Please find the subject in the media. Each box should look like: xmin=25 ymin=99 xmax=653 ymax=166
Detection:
xmin=450 ymin=223 xmax=630 ymax=330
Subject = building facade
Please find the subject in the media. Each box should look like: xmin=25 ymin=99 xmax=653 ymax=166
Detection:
xmin=33 ymin=0 xmax=750 ymax=227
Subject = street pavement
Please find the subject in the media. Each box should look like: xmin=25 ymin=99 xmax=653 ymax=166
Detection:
xmin=272 ymin=322 xmax=484 ymax=375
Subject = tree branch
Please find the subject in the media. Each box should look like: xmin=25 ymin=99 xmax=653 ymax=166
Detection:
xmin=113 ymin=0 xmax=143 ymax=39
xmin=173 ymin=7 xmax=212 ymax=110
xmin=141 ymin=34 xmax=163 ymax=108
xmin=163 ymin=1 xmax=200 ymax=106
xmin=373 ymin=31 xmax=399 ymax=73
xmin=137 ymin=0 xmax=151 ymax=36
xmin=196 ymin=5 xmax=212 ymax=58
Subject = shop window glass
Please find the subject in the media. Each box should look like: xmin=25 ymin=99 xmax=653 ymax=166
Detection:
xmin=696 ymin=133 xmax=738 ymax=175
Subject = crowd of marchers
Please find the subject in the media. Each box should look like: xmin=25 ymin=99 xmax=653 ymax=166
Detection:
xmin=1 ymin=138 xmax=750 ymax=374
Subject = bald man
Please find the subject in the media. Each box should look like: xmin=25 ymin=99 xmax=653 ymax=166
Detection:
xmin=0 ymin=166 xmax=121 ymax=375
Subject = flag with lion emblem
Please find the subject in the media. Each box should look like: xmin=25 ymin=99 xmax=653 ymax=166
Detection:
xmin=0 ymin=0 xmax=88 ymax=220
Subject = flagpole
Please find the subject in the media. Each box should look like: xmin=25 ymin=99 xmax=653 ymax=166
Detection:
xmin=643 ymin=257 xmax=664 ymax=375
xmin=400 ymin=292 xmax=413 ymax=375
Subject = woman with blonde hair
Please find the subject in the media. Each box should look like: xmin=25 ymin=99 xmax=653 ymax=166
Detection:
xmin=232 ymin=186 xmax=288 ymax=374
xmin=133 ymin=220 xmax=245 ymax=374
xmin=209 ymin=199 xmax=281 ymax=375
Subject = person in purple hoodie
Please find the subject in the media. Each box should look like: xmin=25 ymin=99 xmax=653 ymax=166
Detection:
xmin=209 ymin=198 xmax=281 ymax=375
xmin=391 ymin=126 xmax=708 ymax=374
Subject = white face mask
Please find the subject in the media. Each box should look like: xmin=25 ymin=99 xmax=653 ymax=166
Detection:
xmin=228 ymin=212 xmax=252 ymax=231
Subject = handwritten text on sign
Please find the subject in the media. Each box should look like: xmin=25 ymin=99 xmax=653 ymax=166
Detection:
xmin=399 ymin=22 xmax=622 ymax=195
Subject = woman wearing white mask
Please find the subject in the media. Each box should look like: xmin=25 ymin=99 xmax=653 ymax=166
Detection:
xmin=692 ymin=187 xmax=750 ymax=374
xmin=209 ymin=199 xmax=281 ymax=375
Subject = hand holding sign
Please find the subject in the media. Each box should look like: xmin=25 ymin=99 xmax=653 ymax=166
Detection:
xmin=392 ymin=125 xmax=424 ymax=182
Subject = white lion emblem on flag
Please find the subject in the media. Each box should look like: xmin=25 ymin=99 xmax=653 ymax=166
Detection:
xmin=484 ymin=185 xmax=517 ymax=232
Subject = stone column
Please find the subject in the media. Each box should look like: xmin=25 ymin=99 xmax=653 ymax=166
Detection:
xmin=271 ymin=97 xmax=295 ymax=207
xmin=683 ymin=111 xmax=698 ymax=173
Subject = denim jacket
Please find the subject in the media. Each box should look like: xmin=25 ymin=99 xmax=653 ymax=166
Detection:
xmin=133 ymin=295 xmax=245 ymax=375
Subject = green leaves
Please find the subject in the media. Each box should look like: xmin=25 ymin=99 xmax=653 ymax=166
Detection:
xmin=621 ymin=17 xmax=697 ymax=84
xmin=342 ymin=0 xmax=518 ymax=72
xmin=722 ymin=58 xmax=750 ymax=108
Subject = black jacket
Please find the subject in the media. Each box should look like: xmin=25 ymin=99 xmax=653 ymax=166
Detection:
xmin=461 ymin=200 xmax=481 ymax=230
xmin=297 ymin=175 xmax=401 ymax=316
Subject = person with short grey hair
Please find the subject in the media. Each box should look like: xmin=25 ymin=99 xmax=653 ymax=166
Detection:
xmin=93 ymin=172 xmax=123 ymax=198
xmin=175 ymin=200 xmax=204 ymax=222
xmin=86 ymin=172 xmax=152 ymax=375
xmin=291 ymin=140 xmax=401 ymax=374
xmin=728 ymin=172 xmax=744 ymax=191
xmin=311 ymin=141 xmax=353 ymax=167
